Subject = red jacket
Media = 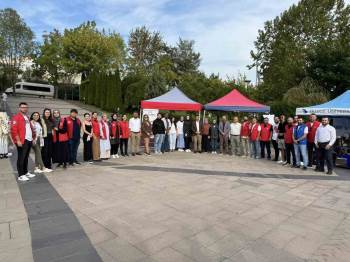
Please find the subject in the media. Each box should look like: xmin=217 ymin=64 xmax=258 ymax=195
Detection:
xmin=53 ymin=118 xmax=69 ymax=143
xmin=260 ymin=123 xmax=272 ymax=142
xmin=66 ymin=116 xmax=81 ymax=139
xmin=249 ymin=123 xmax=260 ymax=141
xmin=11 ymin=112 xmax=35 ymax=145
xmin=284 ymin=124 xmax=294 ymax=144
xmin=119 ymin=121 xmax=129 ymax=139
xmin=92 ymin=119 xmax=100 ymax=137
xmin=241 ymin=121 xmax=250 ymax=137
xmin=110 ymin=121 xmax=121 ymax=139
xmin=306 ymin=121 xmax=320 ymax=143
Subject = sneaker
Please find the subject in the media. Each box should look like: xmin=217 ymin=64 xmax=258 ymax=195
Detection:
xmin=277 ymin=160 xmax=284 ymax=164
xmin=116 ymin=154 xmax=120 ymax=158
xmin=25 ymin=172 xmax=36 ymax=178
xmin=43 ymin=168 xmax=53 ymax=173
xmin=178 ymin=149 xmax=184 ymax=152
xmin=74 ymin=161 xmax=81 ymax=165
xmin=112 ymin=155 xmax=116 ymax=159
xmin=18 ymin=175 xmax=29 ymax=181
xmin=34 ymin=168 xmax=43 ymax=173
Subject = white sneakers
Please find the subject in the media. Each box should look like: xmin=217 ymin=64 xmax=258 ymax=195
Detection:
xmin=34 ymin=168 xmax=43 ymax=173
xmin=18 ymin=172 xmax=36 ymax=181
xmin=43 ymin=168 xmax=53 ymax=173
xmin=26 ymin=172 xmax=36 ymax=178
xmin=112 ymin=154 xmax=120 ymax=159
xmin=178 ymin=149 xmax=184 ymax=152
xmin=34 ymin=168 xmax=52 ymax=173
xmin=112 ymin=155 xmax=116 ymax=159
xmin=185 ymin=149 xmax=191 ymax=153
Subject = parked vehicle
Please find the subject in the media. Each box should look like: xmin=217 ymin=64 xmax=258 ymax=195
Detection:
xmin=5 ymin=82 xmax=54 ymax=98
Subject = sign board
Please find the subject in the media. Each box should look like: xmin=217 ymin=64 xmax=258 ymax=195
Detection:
xmin=142 ymin=109 xmax=159 ymax=123
xmin=296 ymin=107 xmax=350 ymax=116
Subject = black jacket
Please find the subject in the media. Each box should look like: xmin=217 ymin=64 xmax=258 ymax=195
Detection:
xmin=152 ymin=118 xmax=165 ymax=135
xmin=183 ymin=120 xmax=192 ymax=136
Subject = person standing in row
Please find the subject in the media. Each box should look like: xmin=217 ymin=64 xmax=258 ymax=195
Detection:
xmin=260 ymin=117 xmax=272 ymax=159
xmin=293 ymin=116 xmax=309 ymax=170
xmin=153 ymin=113 xmax=165 ymax=154
xmin=284 ymin=117 xmax=296 ymax=167
xmin=99 ymin=113 xmax=111 ymax=159
xmin=230 ymin=116 xmax=241 ymax=156
xmin=176 ymin=116 xmax=185 ymax=151
xmin=54 ymin=112 xmax=70 ymax=169
xmin=315 ymin=117 xmax=336 ymax=175
xmin=119 ymin=114 xmax=129 ymax=157
xmin=192 ymin=115 xmax=202 ymax=153
xmin=129 ymin=112 xmax=141 ymax=156
xmin=271 ymin=116 xmax=280 ymax=161
xmin=249 ymin=117 xmax=261 ymax=159
xmin=240 ymin=117 xmax=250 ymax=157
xmin=0 ymin=112 xmax=10 ymax=159
xmin=306 ymin=114 xmax=320 ymax=168
xmin=162 ymin=113 xmax=171 ymax=153
xmin=52 ymin=110 xmax=61 ymax=164
xmin=201 ymin=118 xmax=211 ymax=153
xmin=82 ymin=113 xmax=93 ymax=162
xmin=41 ymin=108 xmax=54 ymax=169
xmin=169 ymin=117 xmax=177 ymax=152
xmin=219 ymin=116 xmax=230 ymax=155
xmin=210 ymin=119 xmax=219 ymax=154
xmin=141 ymin=114 xmax=152 ymax=155
xmin=91 ymin=112 xmax=101 ymax=161
xmin=110 ymin=113 xmax=121 ymax=159
xmin=277 ymin=115 xmax=287 ymax=164
xmin=66 ymin=109 xmax=81 ymax=165
xmin=183 ymin=115 xmax=192 ymax=152
xmin=11 ymin=102 xmax=36 ymax=181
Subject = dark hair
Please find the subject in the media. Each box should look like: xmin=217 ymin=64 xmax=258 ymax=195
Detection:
xmin=19 ymin=102 xmax=28 ymax=107
xmin=70 ymin=109 xmax=78 ymax=114
xmin=84 ymin=113 xmax=90 ymax=117
xmin=92 ymin=111 xmax=97 ymax=115
xmin=111 ymin=113 xmax=118 ymax=121
xmin=30 ymin=112 xmax=42 ymax=127
xmin=42 ymin=108 xmax=53 ymax=121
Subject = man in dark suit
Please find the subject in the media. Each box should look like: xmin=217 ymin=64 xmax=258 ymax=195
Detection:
xmin=191 ymin=115 xmax=203 ymax=153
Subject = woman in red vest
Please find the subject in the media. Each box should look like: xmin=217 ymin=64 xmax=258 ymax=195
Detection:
xmin=249 ymin=117 xmax=261 ymax=159
xmin=91 ymin=112 xmax=101 ymax=161
xmin=110 ymin=113 xmax=121 ymax=158
xmin=99 ymin=113 xmax=111 ymax=159
xmin=240 ymin=117 xmax=250 ymax=157
xmin=284 ymin=117 xmax=297 ymax=167
xmin=52 ymin=110 xmax=69 ymax=169
xmin=119 ymin=114 xmax=130 ymax=156
xmin=260 ymin=117 xmax=272 ymax=159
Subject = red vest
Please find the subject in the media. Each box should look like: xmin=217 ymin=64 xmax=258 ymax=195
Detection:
xmin=110 ymin=121 xmax=121 ymax=138
xmin=66 ymin=116 xmax=81 ymax=139
xmin=241 ymin=121 xmax=250 ymax=137
xmin=284 ymin=124 xmax=294 ymax=144
xmin=119 ymin=121 xmax=129 ymax=139
xmin=306 ymin=121 xmax=320 ymax=143
xmin=52 ymin=118 xmax=69 ymax=143
xmin=92 ymin=119 xmax=100 ymax=137
xmin=249 ymin=123 xmax=260 ymax=141
xmin=10 ymin=113 xmax=35 ymax=145
xmin=260 ymin=123 xmax=272 ymax=142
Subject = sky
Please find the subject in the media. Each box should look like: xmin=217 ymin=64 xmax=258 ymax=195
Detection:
xmin=1 ymin=0 xmax=302 ymax=82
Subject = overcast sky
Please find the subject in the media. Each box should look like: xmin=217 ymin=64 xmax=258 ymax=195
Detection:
xmin=1 ymin=0 xmax=307 ymax=81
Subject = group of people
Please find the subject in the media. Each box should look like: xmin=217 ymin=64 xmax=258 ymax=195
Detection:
xmin=9 ymin=101 xmax=337 ymax=182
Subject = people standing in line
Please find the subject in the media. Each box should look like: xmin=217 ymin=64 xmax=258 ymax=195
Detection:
xmin=82 ymin=113 xmax=93 ymax=162
xmin=30 ymin=112 xmax=52 ymax=173
xmin=249 ymin=117 xmax=261 ymax=159
xmin=129 ymin=112 xmax=142 ymax=156
xmin=169 ymin=117 xmax=177 ymax=152
xmin=315 ymin=117 xmax=336 ymax=175
xmin=277 ymin=115 xmax=287 ymax=164
xmin=41 ymin=108 xmax=54 ymax=169
xmin=110 ymin=113 xmax=121 ymax=159
xmin=230 ymin=116 xmax=241 ymax=156
xmin=119 ymin=114 xmax=130 ymax=157
xmin=66 ymin=109 xmax=81 ymax=166
xmin=210 ymin=119 xmax=219 ymax=154
xmin=284 ymin=117 xmax=297 ymax=167
xmin=201 ymin=118 xmax=211 ymax=153
xmin=183 ymin=115 xmax=192 ymax=152
xmin=219 ymin=116 xmax=230 ymax=155
xmin=152 ymin=113 xmax=165 ymax=154
xmin=91 ymin=112 xmax=101 ymax=161
xmin=141 ymin=114 xmax=152 ymax=155
xmin=176 ymin=116 xmax=185 ymax=151
xmin=260 ymin=117 xmax=272 ymax=159
xmin=52 ymin=110 xmax=61 ymax=164
xmin=292 ymin=116 xmax=309 ymax=170
xmin=0 ymin=112 xmax=10 ymax=159
xmin=240 ymin=116 xmax=250 ymax=157
xmin=271 ymin=116 xmax=280 ymax=161
xmin=54 ymin=111 xmax=69 ymax=169
xmin=191 ymin=115 xmax=203 ymax=153
xmin=162 ymin=113 xmax=171 ymax=153
xmin=99 ymin=113 xmax=111 ymax=159
xmin=306 ymin=114 xmax=320 ymax=168
xmin=11 ymin=102 xmax=36 ymax=181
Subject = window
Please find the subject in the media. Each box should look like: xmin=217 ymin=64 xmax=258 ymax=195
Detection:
xmin=22 ymin=85 xmax=51 ymax=92
xmin=15 ymin=84 xmax=21 ymax=89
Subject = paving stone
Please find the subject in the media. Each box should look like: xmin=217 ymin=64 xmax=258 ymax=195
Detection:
xmin=151 ymin=247 xmax=195 ymax=262
xmin=0 ymin=222 xmax=10 ymax=240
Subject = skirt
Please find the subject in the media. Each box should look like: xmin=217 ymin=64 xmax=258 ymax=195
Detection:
xmin=100 ymin=138 xmax=111 ymax=159
xmin=177 ymin=134 xmax=185 ymax=148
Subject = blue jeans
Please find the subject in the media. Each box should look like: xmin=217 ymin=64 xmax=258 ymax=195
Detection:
xmin=250 ymin=140 xmax=260 ymax=158
xmin=154 ymin=134 xmax=165 ymax=153
xmin=211 ymin=138 xmax=219 ymax=152
xmin=69 ymin=139 xmax=80 ymax=163
xmin=294 ymin=143 xmax=308 ymax=167
xmin=161 ymin=134 xmax=169 ymax=152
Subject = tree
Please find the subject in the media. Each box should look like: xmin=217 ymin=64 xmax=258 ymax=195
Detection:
xmin=0 ymin=8 xmax=35 ymax=93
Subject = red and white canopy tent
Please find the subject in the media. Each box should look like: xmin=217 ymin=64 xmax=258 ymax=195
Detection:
xmin=141 ymin=87 xmax=202 ymax=112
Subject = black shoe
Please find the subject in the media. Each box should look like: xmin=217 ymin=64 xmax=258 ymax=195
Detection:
xmin=302 ymin=166 xmax=307 ymax=170
xmin=136 ymin=152 xmax=142 ymax=155
xmin=132 ymin=153 xmax=136 ymax=156
xmin=326 ymin=170 xmax=333 ymax=175
xmin=4 ymin=154 xmax=8 ymax=159
xmin=69 ymin=162 xmax=74 ymax=166
xmin=63 ymin=163 xmax=67 ymax=169
xmin=307 ymin=164 xmax=312 ymax=168
xmin=315 ymin=168 xmax=324 ymax=172
xmin=292 ymin=165 xmax=300 ymax=168
xmin=74 ymin=161 xmax=81 ymax=165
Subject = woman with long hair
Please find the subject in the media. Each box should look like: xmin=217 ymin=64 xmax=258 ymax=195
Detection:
xmin=110 ymin=113 xmax=121 ymax=158
xmin=99 ymin=113 xmax=111 ymax=159
xmin=141 ymin=114 xmax=152 ymax=155
xmin=41 ymin=108 xmax=54 ymax=169
xmin=119 ymin=114 xmax=129 ymax=156
xmin=169 ymin=117 xmax=177 ymax=152
xmin=52 ymin=110 xmax=69 ymax=168
xmin=82 ymin=113 xmax=93 ymax=162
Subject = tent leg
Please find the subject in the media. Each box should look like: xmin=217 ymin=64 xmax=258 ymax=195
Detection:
xmin=203 ymin=110 xmax=206 ymax=120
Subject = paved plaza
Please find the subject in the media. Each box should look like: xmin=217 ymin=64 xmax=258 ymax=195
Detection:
xmin=1 ymin=97 xmax=350 ymax=262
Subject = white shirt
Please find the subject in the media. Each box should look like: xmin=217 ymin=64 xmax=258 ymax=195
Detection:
xmin=170 ymin=123 xmax=176 ymax=134
xmin=23 ymin=115 xmax=33 ymax=141
xmin=33 ymin=121 xmax=44 ymax=146
xmin=176 ymin=121 xmax=184 ymax=134
xmin=196 ymin=121 xmax=200 ymax=132
xmin=230 ymin=123 xmax=241 ymax=135
xmin=129 ymin=117 xmax=141 ymax=132
xmin=315 ymin=124 xmax=336 ymax=146
xmin=272 ymin=123 xmax=279 ymax=140
xmin=162 ymin=118 xmax=171 ymax=130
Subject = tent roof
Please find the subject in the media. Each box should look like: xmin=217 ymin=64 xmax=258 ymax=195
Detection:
xmin=296 ymin=90 xmax=350 ymax=116
xmin=204 ymin=89 xmax=270 ymax=112
xmin=141 ymin=87 xmax=202 ymax=111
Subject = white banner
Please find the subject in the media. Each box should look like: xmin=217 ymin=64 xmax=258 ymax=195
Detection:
xmin=296 ymin=107 xmax=350 ymax=116
xmin=142 ymin=109 xmax=159 ymax=123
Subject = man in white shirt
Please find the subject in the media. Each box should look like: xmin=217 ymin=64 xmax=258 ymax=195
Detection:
xmin=129 ymin=112 xmax=141 ymax=156
xmin=315 ymin=117 xmax=336 ymax=175
xmin=230 ymin=116 xmax=241 ymax=156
